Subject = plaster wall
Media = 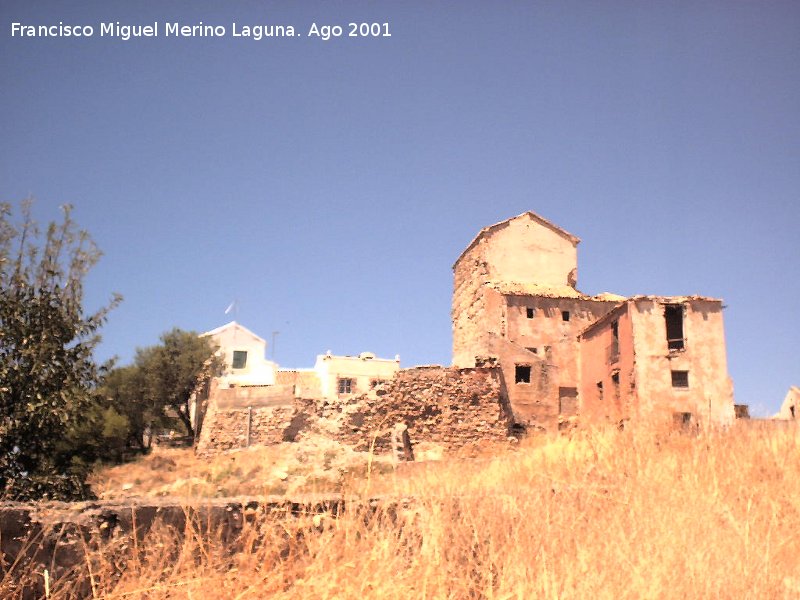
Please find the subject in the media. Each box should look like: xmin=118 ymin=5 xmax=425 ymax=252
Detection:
xmin=579 ymin=306 xmax=637 ymax=423
xmin=313 ymin=353 xmax=400 ymax=399
xmin=206 ymin=323 xmax=276 ymax=387
xmin=630 ymin=299 xmax=734 ymax=426
xmin=481 ymin=214 xmax=578 ymax=287
xmin=505 ymin=295 xmax=618 ymax=387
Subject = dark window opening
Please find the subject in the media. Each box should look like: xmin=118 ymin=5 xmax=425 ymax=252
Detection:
xmin=665 ymin=304 xmax=685 ymax=350
xmin=671 ymin=370 xmax=689 ymax=388
xmin=338 ymin=378 xmax=354 ymax=394
xmin=515 ymin=365 xmax=531 ymax=384
xmin=526 ymin=347 xmax=538 ymax=354
xmin=232 ymin=350 xmax=248 ymax=369
xmin=561 ymin=310 xmax=570 ymax=322
xmin=608 ymin=320 xmax=620 ymax=364
xmin=791 ymin=406 xmax=795 ymax=419
xmin=673 ymin=412 xmax=693 ymax=428
xmin=596 ymin=381 xmax=604 ymax=401
xmin=526 ymin=307 xmax=535 ymax=319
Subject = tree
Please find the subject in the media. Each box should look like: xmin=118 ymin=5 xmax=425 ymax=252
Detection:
xmin=136 ymin=329 xmax=219 ymax=441
xmin=0 ymin=200 xmax=120 ymax=500
xmin=100 ymin=329 xmax=219 ymax=446
xmin=100 ymin=365 xmax=155 ymax=452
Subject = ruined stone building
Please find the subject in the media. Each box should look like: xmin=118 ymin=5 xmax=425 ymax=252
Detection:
xmin=452 ymin=211 xmax=735 ymax=431
xmin=777 ymin=386 xmax=800 ymax=420
xmin=196 ymin=211 xmax=736 ymax=455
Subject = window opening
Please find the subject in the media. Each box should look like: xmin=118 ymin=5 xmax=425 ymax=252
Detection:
xmin=515 ymin=365 xmax=531 ymax=384
xmin=596 ymin=381 xmax=604 ymax=401
xmin=526 ymin=347 xmax=538 ymax=354
xmin=671 ymin=370 xmax=689 ymax=388
xmin=232 ymin=350 xmax=248 ymax=369
xmin=562 ymin=310 xmax=570 ymax=322
xmin=665 ymin=304 xmax=685 ymax=350
xmin=526 ymin=307 xmax=535 ymax=319
xmin=338 ymin=378 xmax=354 ymax=394
xmin=608 ymin=320 xmax=620 ymax=364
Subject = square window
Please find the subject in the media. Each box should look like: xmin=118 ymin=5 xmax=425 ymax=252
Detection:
xmin=526 ymin=307 xmax=535 ymax=319
xmin=562 ymin=311 xmax=570 ymax=322
xmin=338 ymin=378 xmax=354 ymax=394
xmin=515 ymin=365 xmax=531 ymax=384
xmin=671 ymin=370 xmax=689 ymax=388
xmin=232 ymin=350 xmax=247 ymax=369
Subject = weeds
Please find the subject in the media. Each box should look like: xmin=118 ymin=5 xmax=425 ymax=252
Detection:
xmin=3 ymin=423 xmax=799 ymax=598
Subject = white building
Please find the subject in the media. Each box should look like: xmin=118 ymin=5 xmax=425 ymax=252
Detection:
xmin=201 ymin=321 xmax=277 ymax=388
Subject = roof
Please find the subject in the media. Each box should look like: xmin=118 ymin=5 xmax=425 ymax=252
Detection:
xmin=578 ymin=295 xmax=725 ymax=337
xmin=201 ymin=321 xmax=266 ymax=344
xmin=453 ymin=211 xmax=581 ymax=269
xmin=486 ymin=280 xmax=625 ymax=302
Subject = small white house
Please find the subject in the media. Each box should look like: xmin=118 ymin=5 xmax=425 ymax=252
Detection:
xmin=201 ymin=321 xmax=277 ymax=387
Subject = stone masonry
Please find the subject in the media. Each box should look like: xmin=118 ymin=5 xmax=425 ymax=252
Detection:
xmin=196 ymin=366 xmax=512 ymax=455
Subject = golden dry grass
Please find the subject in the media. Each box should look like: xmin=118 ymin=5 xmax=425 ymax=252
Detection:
xmin=89 ymin=435 xmax=396 ymax=499
xmin=7 ymin=422 xmax=800 ymax=599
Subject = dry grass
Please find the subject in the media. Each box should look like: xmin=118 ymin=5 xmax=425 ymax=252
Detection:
xmin=7 ymin=423 xmax=800 ymax=599
xmin=89 ymin=435 xmax=397 ymax=499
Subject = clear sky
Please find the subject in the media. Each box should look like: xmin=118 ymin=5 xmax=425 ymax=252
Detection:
xmin=1 ymin=1 xmax=798 ymax=416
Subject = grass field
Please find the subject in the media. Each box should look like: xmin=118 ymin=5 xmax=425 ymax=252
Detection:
xmin=5 ymin=422 xmax=800 ymax=599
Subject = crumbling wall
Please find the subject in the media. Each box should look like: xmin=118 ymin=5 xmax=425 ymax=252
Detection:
xmin=305 ymin=365 xmax=512 ymax=453
xmin=196 ymin=366 xmax=511 ymax=456
xmin=195 ymin=398 xmax=296 ymax=454
xmin=452 ymin=241 xmax=491 ymax=368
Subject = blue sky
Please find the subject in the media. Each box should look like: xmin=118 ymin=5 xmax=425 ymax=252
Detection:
xmin=1 ymin=1 xmax=797 ymax=416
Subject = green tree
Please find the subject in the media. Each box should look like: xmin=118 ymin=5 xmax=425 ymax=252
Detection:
xmin=137 ymin=329 xmax=218 ymax=441
xmin=100 ymin=329 xmax=219 ymax=446
xmin=0 ymin=200 xmax=120 ymax=500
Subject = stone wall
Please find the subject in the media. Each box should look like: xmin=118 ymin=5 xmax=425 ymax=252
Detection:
xmin=196 ymin=366 xmax=512 ymax=456
xmin=306 ymin=365 xmax=512 ymax=453
xmin=195 ymin=399 xmax=297 ymax=454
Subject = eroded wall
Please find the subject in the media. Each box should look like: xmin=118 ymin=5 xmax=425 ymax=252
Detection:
xmin=579 ymin=306 xmax=637 ymax=423
xmin=778 ymin=386 xmax=800 ymax=420
xmin=196 ymin=366 xmax=512 ymax=455
xmin=630 ymin=298 xmax=734 ymax=425
xmin=480 ymin=214 xmax=578 ymax=287
xmin=452 ymin=213 xmax=580 ymax=368
xmin=452 ymin=240 xmax=491 ymax=367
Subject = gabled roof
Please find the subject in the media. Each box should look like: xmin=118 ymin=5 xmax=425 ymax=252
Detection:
xmin=453 ymin=211 xmax=581 ymax=269
xmin=201 ymin=321 xmax=266 ymax=345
